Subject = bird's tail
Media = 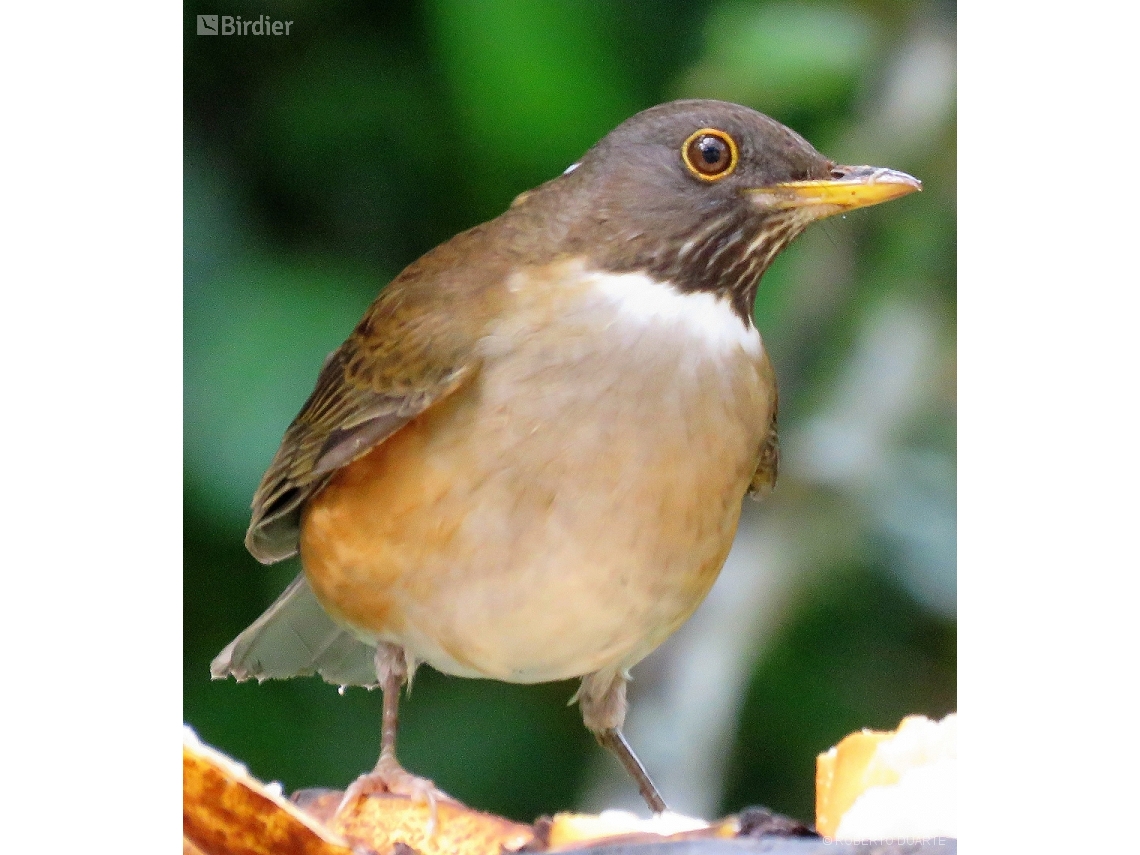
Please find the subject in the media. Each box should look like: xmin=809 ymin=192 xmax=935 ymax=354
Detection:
xmin=210 ymin=574 xmax=379 ymax=687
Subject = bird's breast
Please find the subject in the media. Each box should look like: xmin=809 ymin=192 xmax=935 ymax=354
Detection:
xmin=301 ymin=259 xmax=774 ymax=683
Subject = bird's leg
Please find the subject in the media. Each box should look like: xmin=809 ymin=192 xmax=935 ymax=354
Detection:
xmin=596 ymin=728 xmax=667 ymax=814
xmin=373 ymin=641 xmax=408 ymax=781
xmin=579 ymin=671 xmax=668 ymax=814
xmin=335 ymin=642 xmax=454 ymax=827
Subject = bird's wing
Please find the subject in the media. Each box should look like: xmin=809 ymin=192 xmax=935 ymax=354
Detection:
xmin=244 ymin=256 xmax=496 ymax=564
xmin=748 ymin=356 xmax=779 ymax=500
xmin=748 ymin=410 xmax=779 ymax=499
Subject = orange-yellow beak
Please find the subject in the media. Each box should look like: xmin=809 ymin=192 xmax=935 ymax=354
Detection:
xmin=748 ymin=165 xmax=921 ymax=216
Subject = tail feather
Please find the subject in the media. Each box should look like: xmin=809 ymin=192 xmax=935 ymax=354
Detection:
xmin=210 ymin=574 xmax=378 ymax=687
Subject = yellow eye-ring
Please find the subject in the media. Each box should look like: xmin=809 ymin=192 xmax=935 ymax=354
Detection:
xmin=682 ymin=128 xmax=738 ymax=181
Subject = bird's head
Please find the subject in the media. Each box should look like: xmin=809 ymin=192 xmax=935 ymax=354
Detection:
xmin=526 ymin=100 xmax=920 ymax=322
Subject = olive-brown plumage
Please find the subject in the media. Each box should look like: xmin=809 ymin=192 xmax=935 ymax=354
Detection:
xmin=214 ymin=99 xmax=919 ymax=814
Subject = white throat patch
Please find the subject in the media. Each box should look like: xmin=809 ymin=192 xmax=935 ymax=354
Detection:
xmin=586 ymin=270 xmax=762 ymax=358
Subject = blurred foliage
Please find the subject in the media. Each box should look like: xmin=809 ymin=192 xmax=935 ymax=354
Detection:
xmin=185 ymin=0 xmax=955 ymax=825
xmin=722 ymin=561 xmax=956 ymax=816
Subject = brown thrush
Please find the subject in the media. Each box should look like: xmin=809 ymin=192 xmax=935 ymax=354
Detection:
xmin=212 ymin=99 xmax=920 ymax=814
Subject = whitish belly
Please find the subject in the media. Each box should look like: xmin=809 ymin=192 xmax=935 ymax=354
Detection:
xmin=301 ymin=266 xmax=773 ymax=683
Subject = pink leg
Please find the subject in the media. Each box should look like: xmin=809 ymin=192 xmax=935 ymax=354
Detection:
xmin=579 ymin=671 xmax=668 ymax=814
xmin=335 ymin=643 xmax=455 ymax=827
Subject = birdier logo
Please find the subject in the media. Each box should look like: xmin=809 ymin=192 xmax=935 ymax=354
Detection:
xmin=196 ymin=14 xmax=293 ymax=36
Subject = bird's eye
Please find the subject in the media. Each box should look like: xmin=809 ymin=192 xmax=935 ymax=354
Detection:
xmin=682 ymin=129 xmax=738 ymax=181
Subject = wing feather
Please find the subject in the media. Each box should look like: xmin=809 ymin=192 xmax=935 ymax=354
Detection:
xmin=243 ymin=227 xmax=506 ymax=563
xmin=748 ymin=358 xmax=779 ymax=500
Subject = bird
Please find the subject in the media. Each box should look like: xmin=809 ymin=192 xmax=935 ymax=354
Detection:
xmin=211 ymin=99 xmax=920 ymax=815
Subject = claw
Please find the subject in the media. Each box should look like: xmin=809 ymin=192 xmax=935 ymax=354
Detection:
xmin=334 ymin=757 xmax=455 ymax=837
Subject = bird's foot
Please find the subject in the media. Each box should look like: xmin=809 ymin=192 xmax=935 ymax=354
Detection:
xmin=334 ymin=755 xmax=455 ymax=835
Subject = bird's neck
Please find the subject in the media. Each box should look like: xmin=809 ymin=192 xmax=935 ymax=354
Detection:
xmin=582 ymin=208 xmax=813 ymax=326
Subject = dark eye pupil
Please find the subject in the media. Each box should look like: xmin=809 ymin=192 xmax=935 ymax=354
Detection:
xmin=699 ymin=137 xmax=725 ymax=165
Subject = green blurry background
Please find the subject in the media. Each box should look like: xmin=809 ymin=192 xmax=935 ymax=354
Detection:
xmin=184 ymin=0 xmax=956 ymax=824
